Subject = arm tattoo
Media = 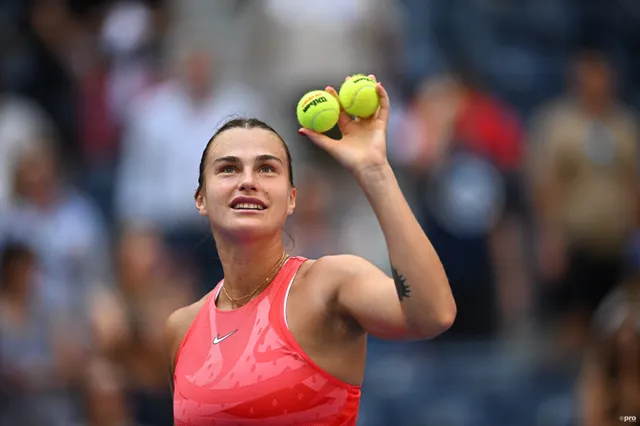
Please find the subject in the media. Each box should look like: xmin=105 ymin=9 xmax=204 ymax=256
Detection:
xmin=391 ymin=264 xmax=411 ymax=301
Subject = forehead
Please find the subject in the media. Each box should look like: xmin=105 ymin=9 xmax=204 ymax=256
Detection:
xmin=208 ymin=127 xmax=286 ymax=161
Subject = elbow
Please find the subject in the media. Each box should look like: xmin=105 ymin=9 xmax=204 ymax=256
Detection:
xmin=438 ymin=284 xmax=457 ymax=332
xmin=430 ymin=276 xmax=457 ymax=335
xmin=424 ymin=281 xmax=457 ymax=336
xmin=432 ymin=303 xmax=457 ymax=336
xmin=438 ymin=303 xmax=457 ymax=333
xmin=411 ymin=302 xmax=457 ymax=340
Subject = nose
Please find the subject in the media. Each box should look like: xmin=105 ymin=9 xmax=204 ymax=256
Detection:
xmin=238 ymin=170 xmax=258 ymax=191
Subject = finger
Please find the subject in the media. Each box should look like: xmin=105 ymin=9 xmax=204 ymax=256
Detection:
xmin=368 ymin=74 xmax=377 ymax=82
xmin=298 ymin=128 xmax=339 ymax=154
xmin=325 ymin=86 xmax=351 ymax=129
xmin=374 ymin=82 xmax=390 ymax=125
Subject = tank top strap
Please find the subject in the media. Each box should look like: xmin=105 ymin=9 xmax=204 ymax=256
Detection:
xmin=270 ymin=256 xmax=307 ymax=296
xmin=267 ymin=256 xmax=307 ymax=333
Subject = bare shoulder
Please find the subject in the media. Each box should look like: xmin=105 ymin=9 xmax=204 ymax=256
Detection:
xmin=164 ymin=292 xmax=211 ymax=369
xmin=300 ymin=254 xmax=384 ymax=297
xmin=289 ymin=255 xmax=372 ymax=296
xmin=306 ymin=254 xmax=380 ymax=281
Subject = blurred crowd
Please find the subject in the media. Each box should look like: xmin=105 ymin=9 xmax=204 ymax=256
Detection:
xmin=0 ymin=0 xmax=639 ymax=425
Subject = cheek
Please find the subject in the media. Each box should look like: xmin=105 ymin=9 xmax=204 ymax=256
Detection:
xmin=205 ymin=187 xmax=227 ymax=210
xmin=264 ymin=189 xmax=291 ymax=214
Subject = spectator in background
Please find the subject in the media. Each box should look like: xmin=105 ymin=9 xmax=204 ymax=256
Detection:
xmin=78 ymin=0 xmax=168 ymax=223
xmin=91 ymin=228 xmax=194 ymax=426
xmin=115 ymin=39 xmax=265 ymax=296
xmin=578 ymin=247 xmax=640 ymax=426
xmin=14 ymin=0 xmax=83 ymax=168
xmin=0 ymin=141 xmax=109 ymax=345
xmin=83 ymin=358 xmax=148 ymax=426
xmin=0 ymin=92 xmax=55 ymax=205
xmin=0 ymin=241 xmax=84 ymax=426
xmin=529 ymin=48 xmax=639 ymax=359
xmin=100 ymin=0 xmax=167 ymax=124
xmin=392 ymin=68 xmax=529 ymax=340
xmin=239 ymin=0 xmax=403 ymax=168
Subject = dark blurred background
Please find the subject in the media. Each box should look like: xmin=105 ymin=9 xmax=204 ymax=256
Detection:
xmin=0 ymin=0 xmax=639 ymax=425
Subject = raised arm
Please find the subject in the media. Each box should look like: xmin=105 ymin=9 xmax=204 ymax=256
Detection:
xmin=300 ymin=76 xmax=455 ymax=340
xmin=317 ymin=166 xmax=454 ymax=339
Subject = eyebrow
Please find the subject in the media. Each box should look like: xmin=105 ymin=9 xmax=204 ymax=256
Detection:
xmin=213 ymin=155 xmax=283 ymax=165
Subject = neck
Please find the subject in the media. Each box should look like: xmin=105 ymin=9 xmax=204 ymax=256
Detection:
xmin=184 ymin=81 xmax=214 ymax=108
xmin=216 ymin=233 xmax=287 ymax=302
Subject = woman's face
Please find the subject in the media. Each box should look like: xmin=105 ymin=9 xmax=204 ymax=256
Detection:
xmin=196 ymin=128 xmax=296 ymax=241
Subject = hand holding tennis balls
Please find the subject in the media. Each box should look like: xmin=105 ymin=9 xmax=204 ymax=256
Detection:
xmin=296 ymin=75 xmax=380 ymax=134
xmin=298 ymin=74 xmax=391 ymax=178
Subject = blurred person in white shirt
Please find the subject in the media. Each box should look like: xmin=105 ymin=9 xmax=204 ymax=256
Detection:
xmin=115 ymin=39 xmax=266 ymax=295
xmin=237 ymin=0 xmax=403 ymax=168
xmin=0 ymin=141 xmax=110 ymax=345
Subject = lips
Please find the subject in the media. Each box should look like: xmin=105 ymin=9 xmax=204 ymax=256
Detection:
xmin=229 ymin=196 xmax=267 ymax=211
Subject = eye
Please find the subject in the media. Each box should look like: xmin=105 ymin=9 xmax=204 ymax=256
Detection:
xmin=259 ymin=165 xmax=276 ymax=173
xmin=221 ymin=166 xmax=237 ymax=173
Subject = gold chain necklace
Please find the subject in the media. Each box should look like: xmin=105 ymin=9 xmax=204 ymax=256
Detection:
xmin=222 ymin=252 xmax=289 ymax=307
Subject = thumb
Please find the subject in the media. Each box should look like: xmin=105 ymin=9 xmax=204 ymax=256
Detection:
xmin=299 ymin=128 xmax=338 ymax=153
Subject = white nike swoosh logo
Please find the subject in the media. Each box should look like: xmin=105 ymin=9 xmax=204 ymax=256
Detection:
xmin=213 ymin=329 xmax=238 ymax=345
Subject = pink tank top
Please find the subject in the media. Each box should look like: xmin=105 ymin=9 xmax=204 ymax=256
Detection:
xmin=173 ymin=256 xmax=361 ymax=425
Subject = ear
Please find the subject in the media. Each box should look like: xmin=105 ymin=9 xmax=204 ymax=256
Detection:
xmin=287 ymin=187 xmax=296 ymax=216
xmin=195 ymin=190 xmax=208 ymax=216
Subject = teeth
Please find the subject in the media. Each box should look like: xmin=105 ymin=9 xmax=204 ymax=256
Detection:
xmin=233 ymin=203 xmax=264 ymax=210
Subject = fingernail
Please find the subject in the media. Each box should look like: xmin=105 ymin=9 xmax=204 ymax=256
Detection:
xmin=298 ymin=129 xmax=305 ymax=135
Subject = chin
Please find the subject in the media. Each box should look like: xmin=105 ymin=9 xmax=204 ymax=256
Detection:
xmin=215 ymin=219 xmax=279 ymax=242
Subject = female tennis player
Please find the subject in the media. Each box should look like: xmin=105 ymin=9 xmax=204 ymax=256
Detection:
xmin=165 ymin=76 xmax=456 ymax=425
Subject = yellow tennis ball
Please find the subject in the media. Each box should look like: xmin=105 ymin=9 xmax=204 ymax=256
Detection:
xmin=338 ymin=74 xmax=380 ymax=118
xmin=296 ymin=90 xmax=340 ymax=133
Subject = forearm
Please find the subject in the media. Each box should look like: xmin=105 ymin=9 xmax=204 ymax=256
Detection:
xmin=356 ymin=163 xmax=455 ymax=335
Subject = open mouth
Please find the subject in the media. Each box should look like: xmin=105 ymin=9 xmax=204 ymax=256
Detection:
xmin=231 ymin=203 xmax=266 ymax=211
